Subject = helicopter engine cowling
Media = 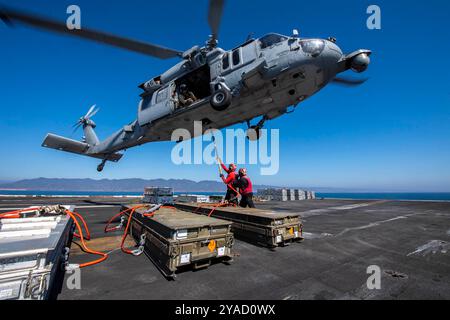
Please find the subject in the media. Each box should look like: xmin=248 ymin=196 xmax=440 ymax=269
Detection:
xmin=142 ymin=79 xmax=162 ymax=93
xmin=190 ymin=52 xmax=207 ymax=69
xmin=160 ymin=60 xmax=191 ymax=84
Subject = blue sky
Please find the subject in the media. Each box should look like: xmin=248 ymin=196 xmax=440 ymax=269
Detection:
xmin=0 ymin=0 xmax=449 ymax=191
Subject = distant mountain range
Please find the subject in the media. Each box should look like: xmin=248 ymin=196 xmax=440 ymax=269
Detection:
xmin=0 ymin=178 xmax=278 ymax=193
xmin=1 ymin=178 xmax=432 ymax=193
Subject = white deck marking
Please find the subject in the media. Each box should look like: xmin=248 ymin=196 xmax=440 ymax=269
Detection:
xmin=407 ymin=240 xmax=449 ymax=256
xmin=302 ymin=232 xmax=333 ymax=240
xmin=335 ymin=212 xmax=427 ymax=237
xmin=301 ymin=201 xmax=386 ymax=217
xmin=305 ymin=213 xmax=427 ymax=240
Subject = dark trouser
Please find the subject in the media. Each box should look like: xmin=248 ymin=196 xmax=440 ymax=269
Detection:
xmin=225 ymin=188 xmax=238 ymax=204
xmin=239 ymin=193 xmax=255 ymax=208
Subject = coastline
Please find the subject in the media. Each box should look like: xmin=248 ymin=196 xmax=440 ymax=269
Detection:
xmin=1 ymin=190 xmax=450 ymax=202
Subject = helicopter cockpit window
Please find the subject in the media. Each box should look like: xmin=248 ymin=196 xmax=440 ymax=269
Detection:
xmin=300 ymin=39 xmax=325 ymax=57
xmin=258 ymin=33 xmax=288 ymax=49
xmin=222 ymin=53 xmax=229 ymax=70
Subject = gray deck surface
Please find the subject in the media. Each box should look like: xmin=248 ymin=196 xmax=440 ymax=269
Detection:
xmin=1 ymin=196 xmax=449 ymax=300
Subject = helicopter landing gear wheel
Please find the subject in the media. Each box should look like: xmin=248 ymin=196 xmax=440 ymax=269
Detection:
xmin=210 ymin=89 xmax=231 ymax=111
xmin=246 ymin=126 xmax=262 ymax=141
xmin=97 ymin=159 xmax=107 ymax=172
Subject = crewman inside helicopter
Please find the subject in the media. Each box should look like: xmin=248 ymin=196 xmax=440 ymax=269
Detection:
xmin=178 ymin=83 xmax=197 ymax=107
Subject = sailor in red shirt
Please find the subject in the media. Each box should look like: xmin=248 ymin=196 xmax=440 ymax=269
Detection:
xmin=236 ymin=168 xmax=256 ymax=208
xmin=220 ymin=162 xmax=238 ymax=204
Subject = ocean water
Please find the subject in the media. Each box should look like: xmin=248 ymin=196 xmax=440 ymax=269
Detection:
xmin=0 ymin=190 xmax=223 ymax=197
xmin=317 ymin=193 xmax=450 ymax=201
xmin=0 ymin=190 xmax=449 ymax=201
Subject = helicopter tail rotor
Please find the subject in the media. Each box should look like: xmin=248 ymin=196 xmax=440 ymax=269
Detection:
xmin=43 ymin=103 xmax=117 ymax=167
xmin=72 ymin=104 xmax=100 ymax=134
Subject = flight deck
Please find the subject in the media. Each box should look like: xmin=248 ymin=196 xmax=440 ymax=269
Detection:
xmin=1 ymin=196 xmax=449 ymax=300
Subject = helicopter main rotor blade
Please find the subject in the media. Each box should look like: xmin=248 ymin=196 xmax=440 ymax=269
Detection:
xmin=87 ymin=107 xmax=100 ymax=119
xmin=72 ymin=122 xmax=82 ymax=134
xmin=332 ymin=77 xmax=368 ymax=86
xmin=0 ymin=6 xmax=182 ymax=59
xmin=84 ymin=104 xmax=97 ymax=119
xmin=72 ymin=121 xmax=81 ymax=128
xmin=208 ymin=0 xmax=225 ymax=41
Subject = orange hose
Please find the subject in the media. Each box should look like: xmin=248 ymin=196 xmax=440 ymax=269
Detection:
xmin=122 ymin=205 xmax=164 ymax=253
xmin=121 ymin=205 xmax=155 ymax=253
xmin=207 ymin=202 xmax=232 ymax=217
xmin=103 ymin=204 xmax=150 ymax=255
xmin=120 ymin=208 xmax=137 ymax=254
xmin=141 ymin=205 xmax=174 ymax=216
xmin=227 ymin=183 xmax=240 ymax=197
xmin=1 ymin=207 xmax=106 ymax=268
xmin=65 ymin=210 xmax=107 ymax=268
xmin=193 ymin=183 xmax=239 ymax=214
xmin=71 ymin=210 xmax=91 ymax=240
xmin=0 ymin=207 xmax=40 ymax=219
xmin=0 ymin=214 xmax=20 ymax=219
xmin=104 ymin=207 xmax=133 ymax=232
xmin=104 ymin=204 xmax=148 ymax=233
xmin=194 ymin=202 xmax=215 ymax=213
xmin=192 ymin=200 xmax=236 ymax=217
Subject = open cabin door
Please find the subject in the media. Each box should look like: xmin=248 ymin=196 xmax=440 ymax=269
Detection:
xmin=138 ymin=83 xmax=176 ymax=126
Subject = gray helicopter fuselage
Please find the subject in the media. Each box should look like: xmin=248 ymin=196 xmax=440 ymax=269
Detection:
xmin=2 ymin=2 xmax=371 ymax=170
xmin=89 ymin=34 xmax=348 ymax=156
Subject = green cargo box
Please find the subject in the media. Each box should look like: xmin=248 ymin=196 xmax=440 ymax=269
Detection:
xmin=122 ymin=205 xmax=234 ymax=278
xmin=174 ymin=203 xmax=303 ymax=248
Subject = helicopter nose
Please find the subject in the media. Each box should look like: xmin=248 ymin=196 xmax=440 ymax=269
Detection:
xmin=319 ymin=40 xmax=344 ymax=80
xmin=323 ymin=40 xmax=343 ymax=62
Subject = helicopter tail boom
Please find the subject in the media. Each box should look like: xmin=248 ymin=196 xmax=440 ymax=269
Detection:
xmin=42 ymin=133 xmax=123 ymax=162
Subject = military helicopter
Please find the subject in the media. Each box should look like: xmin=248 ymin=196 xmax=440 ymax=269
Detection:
xmin=0 ymin=0 xmax=371 ymax=172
